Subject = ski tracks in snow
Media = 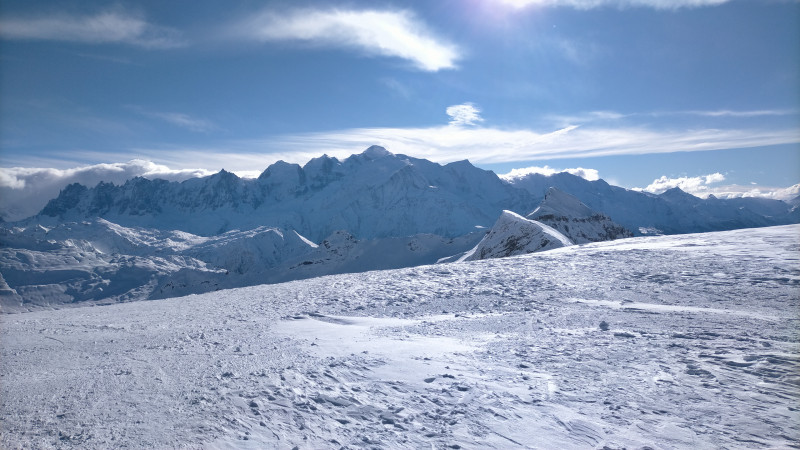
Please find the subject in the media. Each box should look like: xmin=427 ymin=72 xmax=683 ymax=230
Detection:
xmin=1 ymin=225 xmax=799 ymax=448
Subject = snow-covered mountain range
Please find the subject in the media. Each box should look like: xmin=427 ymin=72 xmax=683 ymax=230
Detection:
xmin=1 ymin=146 xmax=797 ymax=310
xmin=504 ymin=170 xmax=798 ymax=235
xmin=37 ymin=146 xmax=531 ymax=241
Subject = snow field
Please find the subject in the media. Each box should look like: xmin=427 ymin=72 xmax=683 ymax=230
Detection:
xmin=1 ymin=225 xmax=798 ymax=448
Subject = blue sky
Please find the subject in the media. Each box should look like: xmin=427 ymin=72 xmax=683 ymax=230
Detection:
xmin=1 ymin=0 xmax=798 ymax=205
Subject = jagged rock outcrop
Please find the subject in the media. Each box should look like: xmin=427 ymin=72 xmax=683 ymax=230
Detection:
xmin=528 ymin=187 xmax=633 ymax=244
xmin=458 ymin=210 xmax=573 ymax=261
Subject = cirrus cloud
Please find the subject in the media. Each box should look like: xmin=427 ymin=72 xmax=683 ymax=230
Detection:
xmin=233 ymin=8 xmax=460 ymax=71
xmin=0 ymin=9 xmax=184 ymax=48
xmin=256 ymin=122 xmax=799 ymax=165
xmin=497 ymin=0 xmax=730 ymax=10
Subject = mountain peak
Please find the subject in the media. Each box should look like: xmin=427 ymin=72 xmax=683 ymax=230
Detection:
xmin=258 ymin=160 xmax=303 ymax=181
xmin=659 ymin=187 xmax=700 ymax=203
xmin=361 ymin=145 xmax=392 ymax=159
xmin=527 ymin=187 xmax=633 ymax=244
xmin=530 ymin=187 xmax=596 ymax=219
xmin=213 ymin=169 xmax=239 ymax=180
xmin=461 ymin=210 xmax=572 ymax=261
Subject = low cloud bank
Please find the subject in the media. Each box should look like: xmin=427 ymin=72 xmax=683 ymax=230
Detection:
xmin=500 ymin=165 xmax=600 ymax=181
xmin=635 ymin=173 xmax=799 ymax=202
xmin=0 ymin=160 xmax=212 ymax=221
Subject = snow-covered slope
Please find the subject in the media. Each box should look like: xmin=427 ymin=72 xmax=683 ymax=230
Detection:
xmin=505 ymin=171 xmax=798 ymax=235
xmin=0 ymin=219 xmax=485 ymax=311
xmin=2 ymin=225 xmax=797 ymax=449
xmin=456 ymin=210 xmax=572 ymax=261
xmin=528 ymin=187 xmax=633 ymax=244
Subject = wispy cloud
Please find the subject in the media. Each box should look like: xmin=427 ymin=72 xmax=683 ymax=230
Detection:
xmin=547 ymin=109 xmax=797 ymax=126
xmin=117 ymin=104 xmax=797 ymax=168
xmin=381 ymin=78 xmax=414 ymax=99
xmin=546 ymin=110 xmax=627 ymax=126
xmin=233 ymin=8 xmax=460 ymax=71
xmin=679 ymin=109 xmax=797 ymax=118
xmin=7 ymin=105 xmax=798 ymax=173
xmin=497 ymin=0 xmax=730 ymax=10
xmin=446 ymin=103 xmax=484 ymax=127
xmin=0 ymin=9 xmax=184 ymax=48
xmin=254 ymin=122 xmax=799 ymax=165
xmin=130 ymin=107 xmax=217 ymax=132
xmin=500 ymin=166 xmax=600 ymax=181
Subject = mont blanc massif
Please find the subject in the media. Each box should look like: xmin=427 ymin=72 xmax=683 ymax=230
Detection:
xmin=1 ymin=146 xmax=796 ymax=310
xmin=1 ymin=147 xmax=799 ymax=448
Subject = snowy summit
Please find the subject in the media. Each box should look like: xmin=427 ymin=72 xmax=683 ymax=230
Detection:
xmin=459 ymin=210 xmax=573 ymax=261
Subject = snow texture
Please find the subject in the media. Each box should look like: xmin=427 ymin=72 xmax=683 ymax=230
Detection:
xmin=3 ymin=224 xmax=797 ymax=448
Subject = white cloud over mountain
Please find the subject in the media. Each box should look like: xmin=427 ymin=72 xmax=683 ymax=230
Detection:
xmin=705 ymin=183 xmax=800 ymax=201
xmin=0 ymin=161 xmax=212 ymax=221
xmin=639 ymin=173 xmax=726 ymax=195
xmin=500 ymin=166 xmax=600 ymax=181
xmin=235 ymin=8 xmax=460 ymax=72
xmin=636 ymin=174 xmax=799 ymax=201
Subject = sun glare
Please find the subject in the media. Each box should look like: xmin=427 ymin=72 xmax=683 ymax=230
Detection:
xmin=496 ymin=0 xmax=541 ymax=8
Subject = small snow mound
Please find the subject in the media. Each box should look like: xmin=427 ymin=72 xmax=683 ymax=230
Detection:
xmin=461 ymin=210 xmax=572 ymax=261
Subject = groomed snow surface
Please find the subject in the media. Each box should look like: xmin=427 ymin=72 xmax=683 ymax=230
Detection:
xmin=2 ymin=225 xmax=799 ymax=449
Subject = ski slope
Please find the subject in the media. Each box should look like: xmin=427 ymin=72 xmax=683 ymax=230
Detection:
xmin=2 ymin=225 xmax=798 ymax=448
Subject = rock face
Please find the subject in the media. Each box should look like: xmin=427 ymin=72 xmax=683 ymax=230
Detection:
xmin=459 ymin=210 xmax=573 ymax=261
xmin=528 ymin=187 xmax=633 ymax=244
